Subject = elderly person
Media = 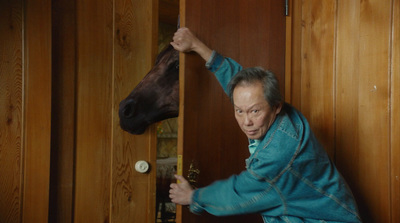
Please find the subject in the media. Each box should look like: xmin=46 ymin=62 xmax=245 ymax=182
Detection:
xmin=169 ymin=27 xmax=361 ymax=222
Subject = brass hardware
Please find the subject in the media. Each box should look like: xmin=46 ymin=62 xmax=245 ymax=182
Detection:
xmin=187 ymin=162 xmax=200 ymax=188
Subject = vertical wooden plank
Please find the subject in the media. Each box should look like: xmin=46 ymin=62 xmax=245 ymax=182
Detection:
xmin=112 ymin=0 xmax=158 ymax=222
xmin=301 ymin=0 xmax=336 ymax=158
xmin=22 ymin=0 xmax=52 ymax=222
xmin=335 ymin=0 xmax=362 ymax=208
xmin=290 ymin=0 xmax=302 ymax=109
xmin=391 ymin=0 xmax=400 ymax=222
xmin=0 ymin=0 xmax=23 ymax=222
xmin=336 ymin=0 xmax=392 ymax=222
xmin=357 ymin=0 xmax=391 ymax=221
xmin=48 ymin=0 xmax=76 ymax=222
xmin=285 ymin=0 xmax=293 ymax=103
xmin=74 ymin=0 xmax=113 ymax=222
xmin=176 ymin=1 xmax=186 ymax=221
xmin=292 ymin=0 xmax=396 ymax=221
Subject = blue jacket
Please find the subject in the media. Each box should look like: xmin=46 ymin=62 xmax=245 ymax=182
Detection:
xmin=189 ymin=52 xmax=361 ymax=222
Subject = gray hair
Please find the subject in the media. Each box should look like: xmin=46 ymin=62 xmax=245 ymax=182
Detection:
xmin=228 ymin=67 xmax=283 ymax=108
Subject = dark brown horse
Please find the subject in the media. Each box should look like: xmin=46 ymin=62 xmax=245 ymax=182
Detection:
xmin=119 ymin=44 xmax=179 ymax=134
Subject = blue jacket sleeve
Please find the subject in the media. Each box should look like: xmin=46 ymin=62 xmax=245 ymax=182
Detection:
xmin=205 ymin=51 xmax=243 ymax=95
xmin=189 ymin=170 xmax=282 ymax=216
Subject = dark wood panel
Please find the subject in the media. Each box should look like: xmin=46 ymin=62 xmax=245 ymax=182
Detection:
xmin=49 ymin=0 xmax=76 ymax=222
xmin=290 ymin=0 xmax=302 ymax=108
xmin=159 ymin=0 xmax=179 ymax=25
xmin=179 ymin=0 xmax=285 ymax=222
xmin=0 ymin=0 xmax=23 ymax=222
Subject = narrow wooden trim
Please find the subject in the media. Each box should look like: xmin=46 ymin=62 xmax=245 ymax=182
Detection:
xmin=390 ymin=0 xmax=400 ymax=222
xmin=22 ymin=0 xmax=52 ymax=221
xmin=175 ymin=0 xmax=186 ymax=221
xmin=285 ymin=0 xmax=292 ymax=103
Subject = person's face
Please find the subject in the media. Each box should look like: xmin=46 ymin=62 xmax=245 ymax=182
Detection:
xmin=233 ymin=82 xmax=282 ymax=140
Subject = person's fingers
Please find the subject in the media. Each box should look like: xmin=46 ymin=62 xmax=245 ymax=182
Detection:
xmin=174 ymin=175 xmax=190 ymax=184
xmin=169 ymin=190 xmax=175 ymax=198
xmin=170 ymin=41 xmax=178 ymax=49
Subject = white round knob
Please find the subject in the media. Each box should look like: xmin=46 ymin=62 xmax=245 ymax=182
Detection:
xmin=135 ymin=160 xmax=150 ymax=173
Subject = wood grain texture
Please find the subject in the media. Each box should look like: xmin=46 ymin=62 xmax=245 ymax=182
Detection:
xmin=337 ymin=0 xmax=392 ymax=221
xmin=0 ymin=0 xmax=23 ymax=222
xmin=74 ymin=0 xmax=113 ymax=221
xmin=292 ymin=0 xmax=397 ymax=222
xmin=285 ymin=0 xmax=293 ymax=103
xmin=112 ymin=0 xmax=158 ymax=222
xmin=290 ymin=0 xmax=302 ymax=109
xmin=179 ymin=0 xmax=285 ymax=222
xmin=390 ymin=0 xmax=400 ymax=222
xmin=300 ymin=0 xmax=336 ymax=158
xmin=22 ymin=0 xmax=52 ymax=222
xmin=335 ymin=0 xmax=362 ymax=208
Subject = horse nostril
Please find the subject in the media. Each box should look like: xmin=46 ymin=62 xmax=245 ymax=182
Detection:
xmin=123 ymin=103 xmax=134 ymax=119
xmin=119 ymin=98 xmax=136 ymax=119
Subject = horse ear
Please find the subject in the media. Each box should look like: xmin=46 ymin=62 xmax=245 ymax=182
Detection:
xmin=177 ymin=15 xmax=180 ymax=29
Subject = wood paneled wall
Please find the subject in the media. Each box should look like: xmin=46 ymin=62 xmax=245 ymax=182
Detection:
xmin=0 ymin=0 xmax=52 ymax=222
xmin=1 ymin=0 xmax=398 ymax=222
xmin=290 ymin=0 xmax=399 ymax=222
xmin=50 ymin=0 xmax=159 ymax=222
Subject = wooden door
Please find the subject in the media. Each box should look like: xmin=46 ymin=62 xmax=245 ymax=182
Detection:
xmin=72 ymin=1 xmax=158 ymax=222
xmin=177 ymin=0 xmax=287 ymax=222
xmin=49 ymin=0 xmax=159 ymax=222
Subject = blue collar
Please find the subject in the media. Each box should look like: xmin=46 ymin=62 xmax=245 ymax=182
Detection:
xmin=248 ymin=139 xmax=261 ymax=154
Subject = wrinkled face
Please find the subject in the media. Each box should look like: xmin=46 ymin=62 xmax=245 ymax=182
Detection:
xmin=233 ymin=82 xmax=282 ymax=140
xmin=119 ymin=45 xmax=179 ymax=135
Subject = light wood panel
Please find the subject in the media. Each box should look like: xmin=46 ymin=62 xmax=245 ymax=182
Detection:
xmin=22 ymin=0 xmax=52 ymax=222
xmin=1 ymin=0 xmax=52 ymax=222
xmin=47 ymin=0 xmax=159 ymax=221
xmin=300 ymin=0 xmax=336 ymax=158
xmin=72 ymin=0 xmax=159 ymax=222
xmin=112 ymin=0 xmax=158 ymax=222
xmin=0 ymin=1 xmax=23 ymax=222
xmin=335 ymin=1 xmax=363 ymax=209
xmin=74 ymin=0 xmax=113 ymax=221
xmin=337 ymin=0 xmax=392 ymax=221
xmin=292 ymin=0 xmax=398 ymax=222
xmin=390 ymin=0 xmax=400 ymax=222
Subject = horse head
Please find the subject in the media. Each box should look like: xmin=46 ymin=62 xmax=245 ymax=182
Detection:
xmin=119 ymin=44 xmax=179 ymax=134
